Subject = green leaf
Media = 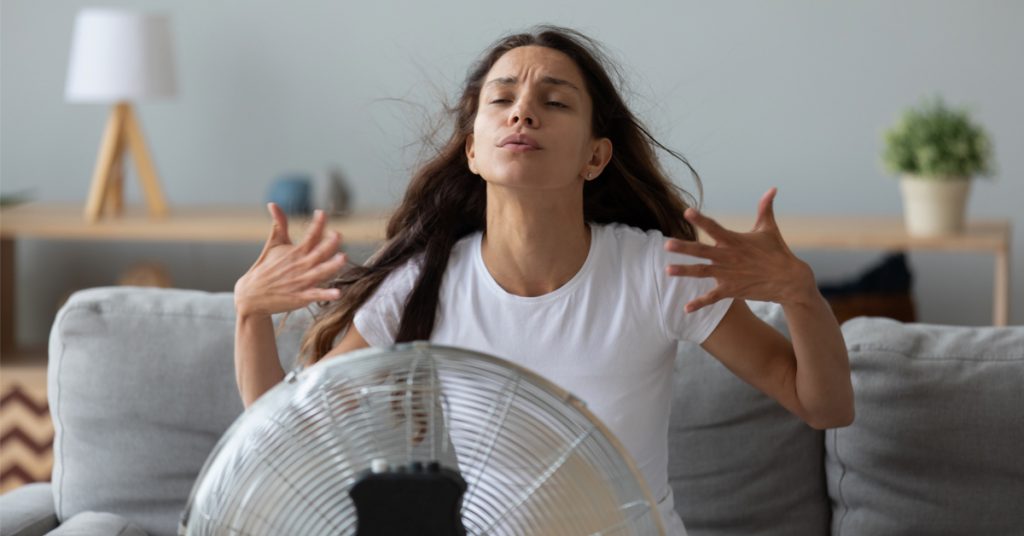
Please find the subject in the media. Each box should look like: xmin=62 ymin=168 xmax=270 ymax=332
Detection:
xmin=880 ymin=95 xmax=996 ymax=179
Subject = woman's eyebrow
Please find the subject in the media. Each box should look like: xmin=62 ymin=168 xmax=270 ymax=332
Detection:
xmin=485 ymin=75 xmax=581 ymax=92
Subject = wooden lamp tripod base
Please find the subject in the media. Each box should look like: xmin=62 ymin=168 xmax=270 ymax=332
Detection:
xmin=84 ymin=101 xmax=169 ymax=222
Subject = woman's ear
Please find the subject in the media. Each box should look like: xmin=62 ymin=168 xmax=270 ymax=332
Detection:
xmin=583 ymin=137 xmax=613 ymax=181
xmin=465 ymin=134 xmax=478 ymax=175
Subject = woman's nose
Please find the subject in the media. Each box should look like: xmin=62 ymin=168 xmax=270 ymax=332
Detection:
xmin=509 ymin=101 xmax=537 ymax=127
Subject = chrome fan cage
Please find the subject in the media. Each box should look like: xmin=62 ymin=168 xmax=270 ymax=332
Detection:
xmin=181 ymin=342 xmax=665 ymax=535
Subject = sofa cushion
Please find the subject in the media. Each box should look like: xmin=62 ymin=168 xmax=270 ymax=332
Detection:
xmin=827 ymin=318 xmax=1024 ymax=535
xmin=0 ymin=482 xmax=58 ymax=536
xmin=48 ymin=287 xmax=311 ymax=536
xmin=670 ymin=301 xmax=830 ymax=536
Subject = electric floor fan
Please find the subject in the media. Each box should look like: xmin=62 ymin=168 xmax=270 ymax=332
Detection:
xmin=180 ymin=342 xmax=664 ymax=535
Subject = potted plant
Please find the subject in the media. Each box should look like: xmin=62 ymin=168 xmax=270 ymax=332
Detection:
xmin=882 ymin=95 xmax=995 ymax=236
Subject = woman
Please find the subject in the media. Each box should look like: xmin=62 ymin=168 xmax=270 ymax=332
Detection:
xmin=233 ymin=26 xmax=853 ymax=535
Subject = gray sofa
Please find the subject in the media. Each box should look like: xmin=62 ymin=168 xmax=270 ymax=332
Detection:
xmin=2 ymin=286 xmax=1022 ymax=535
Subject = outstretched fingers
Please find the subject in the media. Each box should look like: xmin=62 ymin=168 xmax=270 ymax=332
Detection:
xmin=684 ymin=208 xmax=734 ymax=244
xmin=293 ymin=253 xmax=347 ymax=302
xmin=306 ymin=230 xmax=343 ymax=264
xmin=664 ymin=238 xmax=722 ymax=262
xmin=665 ymin=262 xmax=716 ymax=279
xmin=299 ymin=286 xmax=343 ymax=303
xmin=298 ymin=210 xmax=328 ymax=252
xmin=684 ymin=287 xmax=726 ymax=314
xmin=754 ymin=187 xmax=779 ymax=231
xmin=668 ymin=189 xmax=791 ymax=313
xmin=303 ymin=252 xmax=348 ymax=283
xmin=263 ymin=203 xmax=292 ymax=253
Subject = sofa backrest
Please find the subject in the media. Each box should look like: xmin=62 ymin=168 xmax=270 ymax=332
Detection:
xmin=48 ymin=287 xmax=310 ymax=536
xmin=827 ymin=318 xmax=1024 ymax=535
xmin=61 ymin=288 xmax=1024 ymax=535
xmin=50 ymin=288 xmax=835 ymax=536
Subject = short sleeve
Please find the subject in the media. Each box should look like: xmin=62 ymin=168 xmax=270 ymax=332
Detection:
xmin=650 ymin=234 xmax=733 ymax=344
xmin=352 ymin=257 xmax=423 ymax=348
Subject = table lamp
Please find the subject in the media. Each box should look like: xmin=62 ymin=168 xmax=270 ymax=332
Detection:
xmin=65 ymin=8 xmax=177 ymax=222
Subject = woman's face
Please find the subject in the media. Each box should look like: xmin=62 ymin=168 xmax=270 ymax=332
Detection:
xmin=466 ymin=46 xmax=611 ymax=191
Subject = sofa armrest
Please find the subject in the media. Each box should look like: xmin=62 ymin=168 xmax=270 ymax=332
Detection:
xmin=47 ymin=512 xmax=147 ymax=535
xmin=48 ymin=287 xmax=310 ymax=535
xmin=0 ymin=483 xmax=58 ymax=536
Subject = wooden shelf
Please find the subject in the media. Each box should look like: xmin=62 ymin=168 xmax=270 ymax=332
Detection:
xmin=0 ymin=203 xmax=391 ymax=243
xmin=709 ymin=215 xmax=1010 ymax=252
xmin=707 ymin=215 xmax=1011 ymax=326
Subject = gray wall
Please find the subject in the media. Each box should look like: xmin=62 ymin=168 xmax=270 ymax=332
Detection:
xmin=3 ymin=0 xmax=1022 ymax=346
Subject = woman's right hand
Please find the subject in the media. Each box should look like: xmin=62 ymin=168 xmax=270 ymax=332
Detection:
xmin=234 ymin=203 xmax=348 ymax=317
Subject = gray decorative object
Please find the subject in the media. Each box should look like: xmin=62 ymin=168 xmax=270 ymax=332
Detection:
xmin=266 ymin=173 xmax=312 ymax=216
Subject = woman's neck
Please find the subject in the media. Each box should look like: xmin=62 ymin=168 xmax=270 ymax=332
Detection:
xmin=481 ymin=185 xmax=591 ymax=297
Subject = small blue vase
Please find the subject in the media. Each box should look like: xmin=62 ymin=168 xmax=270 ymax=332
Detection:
xmin=267 ymin=173 xmax=312 ymax=216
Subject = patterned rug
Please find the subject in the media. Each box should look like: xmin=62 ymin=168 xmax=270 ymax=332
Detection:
xmin=0 ymin=367 xmax=53 ymax=493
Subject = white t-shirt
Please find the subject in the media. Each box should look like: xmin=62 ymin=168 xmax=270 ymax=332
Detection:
xmin=354 ymin=223 xmax=733 ymax=535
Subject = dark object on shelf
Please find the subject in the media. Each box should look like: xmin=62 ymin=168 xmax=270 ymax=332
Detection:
xmin=818 ymin=253 xmax=916 ymax=324
xmin=0 ymin=190 xmax=34 ymax=208
xmin=322 ymin=166 xmax=353 ymax=216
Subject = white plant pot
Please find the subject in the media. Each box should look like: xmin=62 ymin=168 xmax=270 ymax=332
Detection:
xmin=899 ymin=175 xmax=971 ymax=236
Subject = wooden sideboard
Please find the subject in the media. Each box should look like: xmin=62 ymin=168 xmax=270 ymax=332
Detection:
xmin=0 ymin=204 xmax=1012 ymax=355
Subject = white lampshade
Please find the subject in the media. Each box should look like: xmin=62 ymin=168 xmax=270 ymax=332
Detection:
xmin=65 ymin=8 xmax=177 ymax=103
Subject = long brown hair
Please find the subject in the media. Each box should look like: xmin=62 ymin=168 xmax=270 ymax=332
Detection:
xmin=299 ymin=25 xmax=702 ymax=365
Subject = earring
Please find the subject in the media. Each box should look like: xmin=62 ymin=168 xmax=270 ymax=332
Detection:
xmin=586 ymin=172 xmax=592 ymax=180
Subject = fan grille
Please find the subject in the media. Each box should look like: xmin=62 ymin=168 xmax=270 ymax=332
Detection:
xmin=183 ymin=343 xmax=664 ymax=535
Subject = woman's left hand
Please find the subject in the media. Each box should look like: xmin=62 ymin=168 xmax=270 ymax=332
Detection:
xmin=665 ymin=187 xmax=817 ymax=313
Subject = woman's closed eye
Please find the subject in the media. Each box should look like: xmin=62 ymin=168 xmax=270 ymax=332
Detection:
xmin=487 ymin=97 xmax=567 ymax=108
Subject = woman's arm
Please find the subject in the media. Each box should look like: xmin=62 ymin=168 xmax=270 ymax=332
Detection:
xmin=234 ymin=312 xmax=286 ymax=408
xmin=699 ymin=289 xmax=853 ymax=429
xmin=665 ymin=188 xmax=854 ymax=429
xmin=322 ymin=322 xmax=372 ymax=361
xmin=234 ymin=204 xmax=347 ymax=408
